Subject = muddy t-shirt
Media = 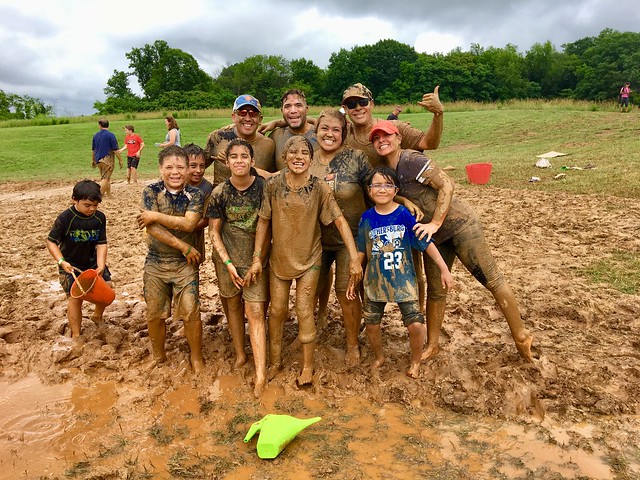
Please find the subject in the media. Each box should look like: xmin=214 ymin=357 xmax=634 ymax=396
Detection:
xmin=259 ymin=172 xmax=343 ymax=280
xmin=357 ymin=205 xmax=431 ymax=303
xmin=207 ymin=176 xmax=265 ymax=271
xmin=270 ymin=126 xmax=318 ymax=171
xmin=309 ymin=146 xmax=372 ymax=250
xmin=204 ymin=125 xmax=276 ymax=186
xmin=47 ymin=206 xmax=107 ymax=272
xmin=141 ymin=181 xmax=204 ymax=264
xmin=345 ymin=120 xmax=424 ymax=169
xmin=396 ymin=149 xmax=476 ymax=245
xmin=192 ymin=178 xmax=214 ymax=260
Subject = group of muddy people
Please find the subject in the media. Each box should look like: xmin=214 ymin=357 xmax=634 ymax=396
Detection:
xmin=46 ymin=83 xmax=534 ymax=398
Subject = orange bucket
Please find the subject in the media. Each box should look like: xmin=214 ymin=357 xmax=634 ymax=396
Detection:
xmin=70 ymin=269 xmax=115 ymax=306
xmin=465 ymin=163 xmax=493 ymax=185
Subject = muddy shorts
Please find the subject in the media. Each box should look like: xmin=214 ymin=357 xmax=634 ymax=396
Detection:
xmin=127 ymin=156 xmax=140 ymax=169
xmin=143 ymin=261 xmax=200 ymax=322
xmin=363 ymin=300 xmax=424 ymax=327
xmin=213 ymin=256 xmax=269 ymax=302
xmin=60 ymin=266 xmax=112 ymax=295
xmin=318 ymin=246 xmax=352 ymax=294
xmin=97 ymin=154 xmax=115 ymax=181
xmin=424 ymin=222 xmax=505 ymax=301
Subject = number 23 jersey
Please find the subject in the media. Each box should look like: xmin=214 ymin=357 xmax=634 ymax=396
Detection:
xmin=356 ymin=204 xmax=432 ymax=303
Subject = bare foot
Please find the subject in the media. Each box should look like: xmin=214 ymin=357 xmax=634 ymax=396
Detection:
xmin=345 ymin=346 xmax=361 ymax=367
xmin=91 ymin=315 xmax=104 ymax=326
xmin=234 ymin=354 xmax=247 ymax=369
xmin=190 ymin=354 xmax=205 ymax=374
xmin=267 ymin=364 xmax=282 ymax=381
xmin=296 ymin=367 xmax=313 ymax=386
xmin=254 ymin=378 xmax=266 ymax=398
xmin=406 ymin=362 xmax=420 ymax=379
xmin=515 ymin=333 xmax=534 ymax=362
xmin=317 ymin=308 xmax=328 ymax=330
xmin=370 ymin=356 xmax=385 ymax=370
xmin=421 ymin=344 xmax=440 ymax=361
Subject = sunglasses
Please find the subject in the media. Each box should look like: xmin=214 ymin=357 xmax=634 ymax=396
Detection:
xmin=235 ymin=109 xmax=261 ymax=118
xmin=344 ymin=98 xmax=370 ymax=109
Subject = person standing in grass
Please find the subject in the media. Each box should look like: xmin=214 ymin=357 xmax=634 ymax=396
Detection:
xmin=619 ymin=82 xmax=632 ymax=113
xmin=350 ymin=167 xmax=453 ymax=378
xmin=118 ymin=125 xmax=144 ymax=184
xmin=136 ymin=145 xmax=205 ymax=373
xmin=208 ymin=139 xmax=268 ymax=397
xmin=158 ymin=115 xmax=181 ymax=147
xmin=46 ymin=180 xmax=113 ymax=338
xmin=92 ymin=118 xmax=122 ymax=197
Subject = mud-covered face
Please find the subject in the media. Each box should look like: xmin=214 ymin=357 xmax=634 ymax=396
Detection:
xmin=226 ymin=145 xmax=254 ymax=177
xmin=282 ymin=94 xmax=308 ymax=130
xmin=232 ymin=107 xmax=262 ymax=137
xmin=372 ymin=131 xmax=401 ymax=158
xmin=285 ymin=139 xmax=312 ymax=175
xmin=187 ymin=154 xmax=206 ymax=185
xmin=159 ymin=155 xmax=188 ymax=191
xmin=74 ymin=199 xmax=100 ymax=216
xmin=343 ymin=96 xmax=374 ymax=127
xmin=316 ymin=116 xmax=343 ymax=154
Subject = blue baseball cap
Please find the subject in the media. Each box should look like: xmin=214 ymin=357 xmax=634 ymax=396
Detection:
xmin=233 ymin=94 xmax=262 ymax=113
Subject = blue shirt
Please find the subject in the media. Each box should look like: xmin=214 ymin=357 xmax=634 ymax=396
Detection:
xmin=356 ymin=204 xmax=432 ymax=302
xmin=92 ymin=129 xmax=119 ymax=161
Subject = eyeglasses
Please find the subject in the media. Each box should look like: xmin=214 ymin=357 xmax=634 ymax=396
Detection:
xmin=235 ymin=109 xmax=261 ymax=118
xmin=369 ymin=183 xmax=397 ymax=192
xmin=344 ymin=98 xmax=370 ymax=110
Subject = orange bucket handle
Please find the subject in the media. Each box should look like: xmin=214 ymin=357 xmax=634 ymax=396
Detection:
xmin=69 ymin=267 xmax=98 ymax=299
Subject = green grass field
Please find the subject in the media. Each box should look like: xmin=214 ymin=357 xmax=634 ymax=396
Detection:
xmin=0 ymin=102 xmax=638 ymax=198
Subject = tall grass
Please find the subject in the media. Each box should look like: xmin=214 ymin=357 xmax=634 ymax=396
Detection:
xmin=0 ymin=100 xmax=638 ymax=197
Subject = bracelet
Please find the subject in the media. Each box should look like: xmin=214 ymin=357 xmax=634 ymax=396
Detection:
xmin=252 ymin=250 xmax=261 ymax=258
xmin=183 ymin=246 xmax=192 ymax=257
xmin=57 ymin=257 xmax=65 ymax=266
xmin=224 ymin=259 xmax=232 ymax=265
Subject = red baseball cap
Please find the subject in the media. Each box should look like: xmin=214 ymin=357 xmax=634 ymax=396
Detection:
xmin=369 ymin=120 xmax=400 ymax=141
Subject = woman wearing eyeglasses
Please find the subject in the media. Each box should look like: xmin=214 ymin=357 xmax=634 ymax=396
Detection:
xmin=341 ymin=83 xmax=443 ymax=169
xmin=369 ymin=120 xmax=534 ymax=364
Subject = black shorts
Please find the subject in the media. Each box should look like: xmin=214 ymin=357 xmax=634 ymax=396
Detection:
xmin=127 ymin=156 xmax=140 ymax=169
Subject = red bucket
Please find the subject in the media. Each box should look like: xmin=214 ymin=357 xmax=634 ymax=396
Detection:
xmin=70 ymin=269 xmax=115 ymax=306
xmin=465 ymin=163 xmax=493 ymax=185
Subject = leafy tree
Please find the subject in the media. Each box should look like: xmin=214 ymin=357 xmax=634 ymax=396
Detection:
xmin=290 ymin=58 xmax=327 ymax=104
xmin=144 ymin=48 xmax=214 ymax=99
xmin=0 ymin=89 xmax=52 ymax=119
xmin=104 ymin=70 xmax=134 ymax=98
xmin=125 ymin=40 xmax=170 ymax=97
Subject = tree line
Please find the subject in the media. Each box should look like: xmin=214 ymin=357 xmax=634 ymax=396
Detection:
xmin=5 ymin=28 xmax=639 ymax=119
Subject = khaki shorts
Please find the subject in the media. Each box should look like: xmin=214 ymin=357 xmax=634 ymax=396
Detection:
xmin=213 ymin=257 xmax=269 ymax=302
xmin=98 ymin=154 xmax=115 ymax=181
xmin=143 ymin=261 xmax=200 ymax=322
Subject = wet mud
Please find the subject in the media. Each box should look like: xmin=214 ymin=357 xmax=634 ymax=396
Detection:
xmin=0 ymin=179 xmax=638 ymax=479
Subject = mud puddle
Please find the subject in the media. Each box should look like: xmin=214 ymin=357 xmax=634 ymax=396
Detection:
xmin=0 ymin=374 xmax=624 ymax=479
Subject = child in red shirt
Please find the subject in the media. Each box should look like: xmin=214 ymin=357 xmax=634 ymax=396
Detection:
xmin=119 ymin=125 xmax=145 ymax=183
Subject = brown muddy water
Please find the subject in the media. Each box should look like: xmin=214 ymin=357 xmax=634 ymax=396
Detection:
xmin=0 ymin=374 xmax=623 ymax=479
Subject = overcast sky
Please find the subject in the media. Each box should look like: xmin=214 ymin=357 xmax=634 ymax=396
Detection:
xmin=1 ymin=0 xmax=637 ymax=116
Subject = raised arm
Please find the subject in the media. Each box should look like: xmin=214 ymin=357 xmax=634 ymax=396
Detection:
xmin=415 ymin=85 xmax=444 ymax=151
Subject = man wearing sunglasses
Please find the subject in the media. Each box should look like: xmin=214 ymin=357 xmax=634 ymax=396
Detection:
xmin=205 ymin=94 xmax=276 ymax=187
xmin=341 ymin=83 xmax=443 ymax=169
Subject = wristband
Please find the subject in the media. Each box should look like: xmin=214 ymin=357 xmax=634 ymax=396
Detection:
xmin=57 ymin=257 xmax=65 ymax=266
xmin=224 ymin=259 xmax=232 ymax=265
xmin=252 ymin=250 xmax=261 ymax=258
xmin=183 ymin=246 xmax=192 ymax=257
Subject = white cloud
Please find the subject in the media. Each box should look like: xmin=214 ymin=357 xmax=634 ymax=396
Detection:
xmin=414 ymin=32 xmax=465 ymax=55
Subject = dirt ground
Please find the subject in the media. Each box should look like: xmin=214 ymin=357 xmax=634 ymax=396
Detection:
xmin=0 ymin=178 xmax=638 ymax=480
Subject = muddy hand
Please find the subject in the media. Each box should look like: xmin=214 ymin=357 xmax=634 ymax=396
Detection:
xmin=184 ymin=248 xmax=201 ymax=265
xmin=417 ymin=85 xmax=443 ymax=115
xmin=227 ymin=263 xmax=245 ymax=289
xmin=244 ymin=261 xmax=262 ymax=286
xmin=349 ymin=259 xmax=363 ymax=287
xmin=413 ymin=222 xmax=438 ymax=242
xmin=137 ymin=210 xmax=155 ymax=229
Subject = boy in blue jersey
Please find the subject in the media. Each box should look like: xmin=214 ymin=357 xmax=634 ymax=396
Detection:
xmin=46 ymin=180 xmax=113 ymax=338
xmin=350 ymin=167 xmax=454 ymax=378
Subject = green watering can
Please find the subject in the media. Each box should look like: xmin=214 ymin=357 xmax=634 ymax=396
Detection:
xmin=244 ymin=414 xmax=321 ymax=459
